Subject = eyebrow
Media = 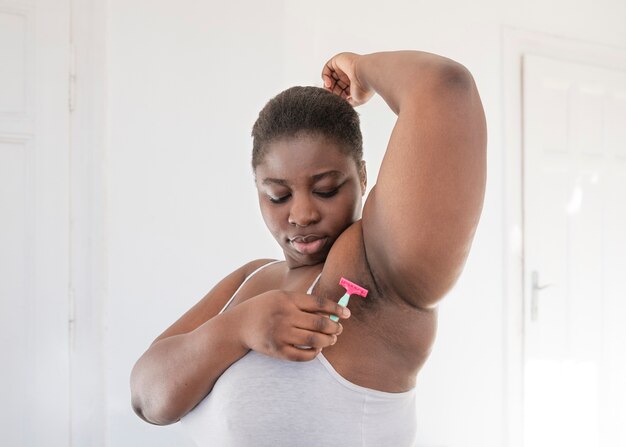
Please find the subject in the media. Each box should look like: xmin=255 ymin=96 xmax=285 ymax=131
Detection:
xmin=261 ymin=170 xmax=344 ymax=186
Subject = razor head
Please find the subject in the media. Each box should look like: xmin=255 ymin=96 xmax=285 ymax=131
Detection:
xmin=339 ymin=277 xmax=368 ymax=298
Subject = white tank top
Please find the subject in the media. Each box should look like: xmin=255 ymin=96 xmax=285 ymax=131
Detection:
xmin=179 ymin=260 xmax=417 ymax=446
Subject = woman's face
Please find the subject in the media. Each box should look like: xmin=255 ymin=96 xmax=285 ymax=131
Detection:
xmin=255 ymin=133 xmax=366 ymax=269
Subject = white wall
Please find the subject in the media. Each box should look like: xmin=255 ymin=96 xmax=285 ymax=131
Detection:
xmin=106 ymin=1 xmax=285 ymax=444
xmin=103 ymin=1 xmax=626 ymax=446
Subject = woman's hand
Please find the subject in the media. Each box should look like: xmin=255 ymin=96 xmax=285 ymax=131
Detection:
xmin=237 ymin=289 xmax=350 ymax=362
xmin=321 ymin=52 xmax=374 ymax=107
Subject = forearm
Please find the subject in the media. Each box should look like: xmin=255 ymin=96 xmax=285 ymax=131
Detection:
xmin=356 ymin=50 xmax=471 ymax=115
xmin=130 ymin=306 xmax=249 ymax=425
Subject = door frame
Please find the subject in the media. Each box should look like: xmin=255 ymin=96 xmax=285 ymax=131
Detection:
xmin=69 ymin=0 xmax=108 ymax=444
xmin=502 ymin=27 xmax=626 ymax=447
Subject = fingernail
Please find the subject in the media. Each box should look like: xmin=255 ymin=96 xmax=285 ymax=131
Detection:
xmin=331 ymin=335 xmax=337 ymax=345
xmin=342 ymin=307 xmax=350 ymax=317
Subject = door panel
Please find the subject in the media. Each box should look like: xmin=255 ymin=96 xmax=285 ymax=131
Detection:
xmin=523 ymin=54 xmax=626 ymax=447
xmin=0 ymin=0 xmax=70 ymax=445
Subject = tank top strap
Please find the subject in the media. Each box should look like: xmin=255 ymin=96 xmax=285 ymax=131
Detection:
xmin=307 ymin=272 xmax=323 ymax=294
xmin=218 ymin=260 xmax=282 ymax=314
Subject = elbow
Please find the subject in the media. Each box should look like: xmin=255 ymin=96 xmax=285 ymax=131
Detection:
xmin=417 ymin=57 xmax=477 ymax=101
xmin=130 ymin=389 xmax=181 ymax=426
xmin=405 ymin=59 xmax=479 ymax=113
xmin=130 ymin=364 xmax=181 ymax=426
xmin=439 ymin=60 xmax=475 ymax=90
xmin=131 ymin=397 xmax=180 ymax=426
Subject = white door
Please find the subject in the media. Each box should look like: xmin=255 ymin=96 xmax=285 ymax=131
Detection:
xmin=0 ymin=0 xmax=71 ymax=445
xmin=523 ymin=54 xmax=626 ymax=447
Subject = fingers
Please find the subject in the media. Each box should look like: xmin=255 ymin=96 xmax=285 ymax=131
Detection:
xmin=321 ymin=52 xmax=374 ymax=107
xmin=294 ymin=311 xmax=343 ymax=336
xmin=282 ymin=345 xmax=321 ymax=362
xmin=322 ymin=61 xmax=352 ymax=100
xmin=322 ymin=64 xmax=333 ymax=88
xmin=286 ymin=328 xmax=337 ymax=351
xmin=272 ymin=326 xmax=340 ymax=362
xmin=295 ymin=293 xmax=351 ymax=321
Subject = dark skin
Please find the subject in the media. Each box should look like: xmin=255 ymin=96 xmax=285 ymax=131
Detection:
xmin=130 ymin=50 xmax=486 ymax=425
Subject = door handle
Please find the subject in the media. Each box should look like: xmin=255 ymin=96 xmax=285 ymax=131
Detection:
xmin=531 ymin=270 xmax=553 ymax=321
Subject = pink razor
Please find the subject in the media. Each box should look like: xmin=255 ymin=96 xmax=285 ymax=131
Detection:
xmin=330 ymin=277 xmax=369 ymax=322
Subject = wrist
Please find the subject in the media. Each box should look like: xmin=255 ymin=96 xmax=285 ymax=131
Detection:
xmin=223 ymin=301 xmax=252 ymax=352
xmin=353 ymin=53 xmax=373 ymax=93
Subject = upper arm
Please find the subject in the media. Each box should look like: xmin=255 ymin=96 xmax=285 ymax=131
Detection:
xmin=151 ymin=258 xmax=275 ymax=345
xmin=362 ymin=63 xmax=486 ymax=308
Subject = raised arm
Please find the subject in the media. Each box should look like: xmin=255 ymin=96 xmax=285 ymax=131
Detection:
xmin=323 ymin=51 xmax=486 ymax=309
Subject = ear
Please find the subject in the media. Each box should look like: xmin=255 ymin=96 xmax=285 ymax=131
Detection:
xmin=359 ymin=160 xmax=367 ymax=195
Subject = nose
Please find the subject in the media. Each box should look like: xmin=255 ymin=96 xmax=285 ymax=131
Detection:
xmin=288 ymin=193 xmax=321 ymax=227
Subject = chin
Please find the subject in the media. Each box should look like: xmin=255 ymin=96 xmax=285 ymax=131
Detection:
xmin=283 ymin=247 xmax=329 ymax=268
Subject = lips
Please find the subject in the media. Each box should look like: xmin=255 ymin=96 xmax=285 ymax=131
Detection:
xmin=289 ymin=234 xmax=328 ymax=255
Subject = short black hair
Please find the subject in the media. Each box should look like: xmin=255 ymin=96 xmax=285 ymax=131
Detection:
xmin=251 ymin=86 xmax=363 ymax=169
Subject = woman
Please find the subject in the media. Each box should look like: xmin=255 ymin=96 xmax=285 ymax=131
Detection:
xmin=130 ymin=50 xmax=486 ymax=446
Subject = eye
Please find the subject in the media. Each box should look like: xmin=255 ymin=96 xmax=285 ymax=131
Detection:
xmin=268 ymin=194 xmax=291 ymax=204
xmin=315 ymin=188 xmax=339 ymax=198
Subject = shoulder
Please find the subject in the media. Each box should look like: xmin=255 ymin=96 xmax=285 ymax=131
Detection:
xmin=208 ymin=258 xmax=280 ymax=302
xmin=151 ymin=258 xmax=278 ymax=345
xmin=243 ymin=258 xmax=280 ymax=275
xmin=217 ymin=258 xmax=280 ymax=289
xmin=233 ymin=258 xmax=278 ymax=282
xmin=193 ymin=258 xmax=278 ymax=305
